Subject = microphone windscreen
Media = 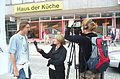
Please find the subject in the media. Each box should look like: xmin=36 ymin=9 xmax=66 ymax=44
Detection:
xmin=33 ymin=41 xmax=37 ymax=46
xmin=33 ymin=41 xmax=38 ymax=49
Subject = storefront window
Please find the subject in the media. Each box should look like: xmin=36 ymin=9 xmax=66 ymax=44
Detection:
xmin=63 ymin=15 xmax=74 ymax=19
xmin=5 ymin=20 xmax=17 ymax=44
xmin=7 ymin=23 xmax=17 ymax=30
xmin=116 ymin=18 xmax=120 ymax=41
xmin=12 ymin=0 xmax=22 ymax=4
xmin=93 ymin=19 xmax=112 ymax=35
xmin=20 ymin=18 xmax=30 ymax=22
xmin=51 ymin=16 xmax=62 ymax=20
xmin=31 ymin=17 xmax=39 ymax=21
xmin=88 ymin=13 xmax=100 ymax=18
xmin=28 ymin=23 xmax=39 ymax=38
xmin=116 ymin=12 xmax=120 ymax=17
xmin=41 ymin=21 xmax=62 ymax=39
xmin=40 ymin=16 xmax=50 ymax=20
xmin=116 ymin=18 xmax=120 ymax=28
xmin=101 ymin=13 xmax=113 ymax=17
xmin=75 ymin=14 xmax=87 ymax=19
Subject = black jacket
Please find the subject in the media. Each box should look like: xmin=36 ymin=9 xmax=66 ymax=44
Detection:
xmin=65 ymin=28 xmax=97 ymax=72
xmin=40 ymin=44 xmax=67 ymax=71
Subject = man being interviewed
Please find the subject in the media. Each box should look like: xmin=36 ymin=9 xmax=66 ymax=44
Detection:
xmin=8 ymin=21 xmax=31 ymax=79
xmin=37 ymin=34 xmax=67 ymax=79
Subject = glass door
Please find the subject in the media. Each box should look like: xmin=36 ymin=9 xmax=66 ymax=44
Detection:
xmin=5 ymin=20 xmax=17 ymax=44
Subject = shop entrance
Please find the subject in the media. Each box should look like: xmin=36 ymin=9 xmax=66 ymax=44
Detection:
xmin=5 ymin=20 xmax=17 ymax=44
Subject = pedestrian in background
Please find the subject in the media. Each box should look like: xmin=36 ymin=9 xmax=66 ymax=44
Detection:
xmin=8 ymin=21 xmax=31 ymax=79
xmin=110 ymin=28 xmax=117 ymax=46
xmin=115 ymin=29 xmax=120 ymax=42
xmin=37 ymin=34 xmax=67 ymax=79
xmin=44 ymin=32 xmax=50 ymax=44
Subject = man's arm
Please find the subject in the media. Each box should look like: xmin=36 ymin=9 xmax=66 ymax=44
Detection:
xmin=64 ymin=27 xmax=84 ymax=43
xmin=8 ymin=36 xmax=19 ymax=77
xmin=10 ymin=53 xmax=19 ymax=77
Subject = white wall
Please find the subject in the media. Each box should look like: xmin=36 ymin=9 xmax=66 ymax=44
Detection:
xmin=64 ymin=0 xmax=119 ymax=9
xmin=5 ymin=6 xmax=14 ymax=15
xmin=0 ymin=0 xmax=9 ymax=75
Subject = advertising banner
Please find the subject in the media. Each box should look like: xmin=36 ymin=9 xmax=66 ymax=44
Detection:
xmin=14 ymin=1 xmax=63 ymax=13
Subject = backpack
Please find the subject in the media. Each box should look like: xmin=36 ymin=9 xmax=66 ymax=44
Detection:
xmin=87 ymin=36 xmax=110 ymax=73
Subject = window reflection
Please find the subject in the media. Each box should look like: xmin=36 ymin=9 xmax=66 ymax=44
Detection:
xmin=28 ymin=23 xmax=39 ymax=38
xmin=41 ymin=21 xmax=62 ymax=39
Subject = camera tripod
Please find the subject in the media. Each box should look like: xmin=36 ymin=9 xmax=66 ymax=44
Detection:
xmin=66 ymin=42 xmax=80 ymax=79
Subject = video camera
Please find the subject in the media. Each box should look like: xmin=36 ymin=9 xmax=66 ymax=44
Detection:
xmin=67 ymin=17 xmax=83 ymax=35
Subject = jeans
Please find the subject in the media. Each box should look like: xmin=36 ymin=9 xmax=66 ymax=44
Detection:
xmin=17 ymin=68 xmax=31 ymax=79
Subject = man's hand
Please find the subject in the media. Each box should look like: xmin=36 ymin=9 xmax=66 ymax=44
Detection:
xmin=10 ymin=53 xmax=19 ymax=77
xmin=13 ymin=67 xmax=19 ymax=77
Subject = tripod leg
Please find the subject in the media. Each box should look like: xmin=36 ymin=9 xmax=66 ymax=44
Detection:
xmin=66 ymin=66 xmax=70 ymax=79
xmin=76 ymin=68 xmax=77 ymax=79
xmin=100 ymin=72 xmax=104 ymax=79
xmin=79 ymin=71 xmax=80 ymax=79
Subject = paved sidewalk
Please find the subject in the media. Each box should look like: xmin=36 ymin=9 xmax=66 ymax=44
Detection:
xmin=1 ymin=43 xmax=120 ymax=79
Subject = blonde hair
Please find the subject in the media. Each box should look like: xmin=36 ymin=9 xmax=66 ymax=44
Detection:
xmin=82 ymin=18 xmax=97 ymax=31
xmin=55 ymin=34 xmax=64 ymax=43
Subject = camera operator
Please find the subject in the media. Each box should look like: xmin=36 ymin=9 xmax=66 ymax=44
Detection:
xmin=65 ymin=18 xmax=100 ymax=79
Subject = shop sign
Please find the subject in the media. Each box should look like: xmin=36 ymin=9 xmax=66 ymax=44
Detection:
xmin=14 ymin=1 xmax=63 ymax=13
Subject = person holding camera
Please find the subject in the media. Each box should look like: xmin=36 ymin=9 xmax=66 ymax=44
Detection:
xmin=37 ymin=34 xmax=67 ymax=79
xmin=65 ymin=18 xmax=100 ymax=79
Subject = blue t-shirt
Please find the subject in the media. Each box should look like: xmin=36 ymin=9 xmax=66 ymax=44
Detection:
xmin=8 ymin=33 xmax=29 ymax=73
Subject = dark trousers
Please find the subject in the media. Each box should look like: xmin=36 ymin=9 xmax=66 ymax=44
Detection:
xmin=49 ymin=68 xmax=65 ymax=79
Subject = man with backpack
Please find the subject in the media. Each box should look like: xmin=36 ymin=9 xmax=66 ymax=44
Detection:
xmin=65 ymin=18 xmax=109 ymax=79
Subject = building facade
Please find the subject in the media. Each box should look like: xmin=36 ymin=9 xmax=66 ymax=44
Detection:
xmin=5 ymin=0 xmax=120 ymax=43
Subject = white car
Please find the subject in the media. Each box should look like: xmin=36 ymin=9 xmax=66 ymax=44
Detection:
xmin=109 ymin=50 xmax=120 ymax=69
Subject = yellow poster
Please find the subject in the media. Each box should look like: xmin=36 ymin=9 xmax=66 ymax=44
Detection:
xmin=14 ymin=1 xmax=63 ymax=13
